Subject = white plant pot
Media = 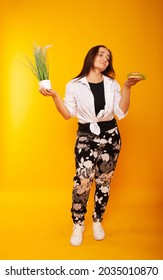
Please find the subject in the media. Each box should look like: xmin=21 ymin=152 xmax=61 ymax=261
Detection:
xmin=39 ymin=79 xmax=51 ymax=89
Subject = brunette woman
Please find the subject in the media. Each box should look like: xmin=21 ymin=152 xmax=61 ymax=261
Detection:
xmin=39 ymin=45 xmax=141 ymax=246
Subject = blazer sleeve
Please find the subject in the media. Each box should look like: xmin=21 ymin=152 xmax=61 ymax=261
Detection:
xmin=113 ymin=81 xmax=128 ymax=120
xmin=64 ymin=82 xmax=77 ymax=117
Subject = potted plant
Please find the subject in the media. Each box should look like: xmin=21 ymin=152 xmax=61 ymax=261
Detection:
xmin=27 ymin=44 xmax=52 ymax=89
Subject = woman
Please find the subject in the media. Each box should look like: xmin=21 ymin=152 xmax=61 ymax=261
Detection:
xmin=39 ymin=45 xmax=141 ymax=246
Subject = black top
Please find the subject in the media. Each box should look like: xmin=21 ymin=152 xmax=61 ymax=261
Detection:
xmin=89 ymin=80 xmax=105 ymax=116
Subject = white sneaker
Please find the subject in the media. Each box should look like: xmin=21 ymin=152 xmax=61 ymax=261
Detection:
xmin=93 ymin=222 xmax=105 ymax=240
xmin=70 ymin=223 xmax=85 ymax=246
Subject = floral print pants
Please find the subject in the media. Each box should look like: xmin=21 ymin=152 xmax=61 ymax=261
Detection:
xmin=71 ymin=125 xmax=121 ymax=224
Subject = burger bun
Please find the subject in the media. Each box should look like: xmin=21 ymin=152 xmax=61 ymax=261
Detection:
xmin=127 ymin=72 xmax=146 ymax=80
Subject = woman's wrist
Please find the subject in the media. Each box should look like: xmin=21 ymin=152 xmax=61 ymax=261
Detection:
xmin=123 ymin=81 xmax=132 ymax=89
xmin=48 ymin=89 xmax=57 ymax=97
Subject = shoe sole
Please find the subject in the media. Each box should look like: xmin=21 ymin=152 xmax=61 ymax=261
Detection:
xmin=94 ymin=235 xmax=105 ymax=241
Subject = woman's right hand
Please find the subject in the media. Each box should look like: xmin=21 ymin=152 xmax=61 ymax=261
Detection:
xmin=39 ymin=87 xmax=71 ymax=120
xmin=39 ymin=88 xmax=57 ymax=97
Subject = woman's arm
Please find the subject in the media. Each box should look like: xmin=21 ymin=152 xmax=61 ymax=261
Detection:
xmin=39 ymin=88 xmax=71 ymax=120
xmin=119 ymin=78 xmax=141 ymax=114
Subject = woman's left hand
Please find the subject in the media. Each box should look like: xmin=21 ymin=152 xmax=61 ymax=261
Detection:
xmin=124 ymin=78 xmax=141 ymax=88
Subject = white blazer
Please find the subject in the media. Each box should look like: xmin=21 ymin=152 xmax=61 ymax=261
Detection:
xmin=64 ymin=75 xmax=127 ymax=135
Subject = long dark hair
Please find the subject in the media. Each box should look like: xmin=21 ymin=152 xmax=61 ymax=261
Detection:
xmin=74 ymin=45 xmax=115 ymax=79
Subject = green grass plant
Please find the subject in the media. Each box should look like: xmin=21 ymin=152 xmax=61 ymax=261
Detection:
xmin=26 ymin=44 xmax=52 ymax=81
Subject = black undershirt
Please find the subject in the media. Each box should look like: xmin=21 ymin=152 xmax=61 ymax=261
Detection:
xmin=89 ymin=80 xmax=105 ymax=116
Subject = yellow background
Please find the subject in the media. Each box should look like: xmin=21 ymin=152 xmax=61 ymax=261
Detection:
xmin=0 ymin=0 xmax=163 ymax=259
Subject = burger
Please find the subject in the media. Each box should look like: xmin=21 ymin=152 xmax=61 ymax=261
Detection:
xmin=127 ymin=72 xmax=146 ymax=80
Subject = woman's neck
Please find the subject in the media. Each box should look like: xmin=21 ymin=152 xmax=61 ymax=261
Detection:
xmin=86 ymin=70 xmax=103 ymax=83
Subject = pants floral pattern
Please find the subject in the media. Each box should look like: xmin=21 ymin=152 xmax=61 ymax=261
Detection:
xmin=71 ymin=125 xmax=121 ymax=224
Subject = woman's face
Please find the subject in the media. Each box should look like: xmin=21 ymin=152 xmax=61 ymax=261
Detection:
xmin=93 ymin=47 xmax=110 ymax=72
